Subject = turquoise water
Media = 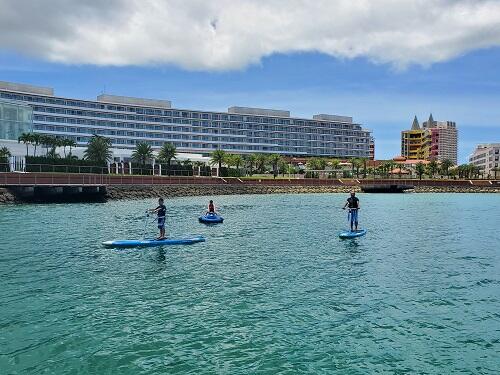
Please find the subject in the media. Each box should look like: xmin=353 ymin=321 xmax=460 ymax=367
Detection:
xmin=1 ymin=193 xmax=499 ymax=374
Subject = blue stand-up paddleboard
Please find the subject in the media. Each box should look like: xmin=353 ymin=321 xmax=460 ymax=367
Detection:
xmin=339 ymin=229 xmax=367 ymax=239
xmin=199 ymin=213 xmax=224 ymax=224
xmin=103 ymin=235 xmax=205 ymax=248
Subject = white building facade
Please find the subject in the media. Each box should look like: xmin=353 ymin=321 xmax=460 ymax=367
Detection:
xmin=469 ymin=144 xmax=500 ymax=177
xmin=0 ymin=81 xmax=371 ymax=159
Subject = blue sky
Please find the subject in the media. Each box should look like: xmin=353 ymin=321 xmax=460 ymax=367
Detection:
xmin=2 ymin=48 xmax=499 ymax=163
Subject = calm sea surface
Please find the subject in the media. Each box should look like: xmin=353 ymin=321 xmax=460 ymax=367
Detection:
xmin=1 ymin=193 xmax=499 ymax=374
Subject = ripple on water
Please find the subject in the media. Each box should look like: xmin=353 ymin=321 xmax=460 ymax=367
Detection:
xmin=0 ymin=193 xmax=499 ymax=374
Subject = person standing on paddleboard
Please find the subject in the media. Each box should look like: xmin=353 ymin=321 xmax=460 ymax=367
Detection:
xmin=343 ymin=191 xmax=360 ymax=232
xmin=149 ymin=198 xmax=166 ymax=240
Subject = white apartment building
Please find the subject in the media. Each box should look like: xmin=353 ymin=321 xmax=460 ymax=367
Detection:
xmin=469 ymin=144 xmax=500 ymax=177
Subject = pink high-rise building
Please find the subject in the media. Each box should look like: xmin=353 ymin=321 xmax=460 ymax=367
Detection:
xmin=422 ymin=114 xmax=458 ymax=165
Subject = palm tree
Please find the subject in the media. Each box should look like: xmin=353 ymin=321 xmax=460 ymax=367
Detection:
xmin=415 ymin=162 xmax=425 ymax=180
xmin=382 ymin=161 xmax=395 ymax=178
xmin=307 ymin=157 xmax=320 ymax=171
xmin=132 ymin=142 xmax=153 ymax=166
xmin=244 ymin=154 xmax=257 ymax=176
xmin=66 ymin=138 xmax=77 ymax=157
xmin=158 ymin=142 xmax=177 ymax=176
xmin=360 ymin=157 xmax=368 ymax=178
xmin=329 ymin=159 xmax=341 ymax=178
xmin=224 ymin=154 xmax=235 ymax=169
xmin=18 ymin=133 xmax=32 ymax=157
xmin=193 ymin=161 xmax=205 ymax=176
xmin=427 ymin=160 xmax=438 ymax=178
xmin=351 ymin=158 xmax=362 ymax=177
xmin=255 ymin=153 xmax=268 ymax=174
xmin=32 ymin=133 xmax=42 ymax=157
xmin=210 ymin=149 xmax=226 ymax=176
xmin=440 ymin=159 xmax=454 ymax=178
xmin=268 ymin=154 xmax=282 ymax=178
xmin=492 ymin=167 xmax=499 ymax=179
xmin=84 ymin=135 xmax=112 ymax=165
xmin=0 ymin=146 xmax=11 ymax=158
xmin=60 ymin=138 xmax=71 ymax=158
xmin=232 ymin=154 xmax=243 ymax=172
xmin=40 ymin=135 xmax=56 ymax=156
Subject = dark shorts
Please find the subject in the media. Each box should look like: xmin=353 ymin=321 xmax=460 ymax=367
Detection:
xmin=157 ymin=217 xmax=165 ymax=229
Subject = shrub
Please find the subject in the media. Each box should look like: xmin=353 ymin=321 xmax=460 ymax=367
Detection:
xmin=25 ymin=156 xmax=107 ymax=174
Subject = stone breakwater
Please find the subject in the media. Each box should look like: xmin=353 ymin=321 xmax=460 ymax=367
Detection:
xmin=106 ymin=184 xmax=358 ymax=200
xmin=1 ymin=184 xmax=499 ymax=204
xmin=413 ymin=186 xmax=500 ymax=193
xmin=106 ymin=184 xmax=500 ymax=200
xmin=0 ymin=188 xmax=16 ymax=203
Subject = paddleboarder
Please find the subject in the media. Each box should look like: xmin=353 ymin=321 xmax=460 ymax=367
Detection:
xmin=149 ymin=198 xmax=166 ymax=240
xmin=207 ymin=200 xmax=216 ymax=214
xmin=343 ymin=191 xmax=360 ymax=232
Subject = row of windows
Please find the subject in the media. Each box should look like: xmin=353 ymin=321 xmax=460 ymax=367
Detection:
xmin=33 ymin=115 xmax=369 ymax=144
xmin=31 ymin=106 xmax=367 ymax=136
xmin=0 ymin=91 xmax=365 ymax=130
xmin=44 ymin=134 xmax=368 ymax=157
xmin=34 ymin=125 xmax=370 ymax=153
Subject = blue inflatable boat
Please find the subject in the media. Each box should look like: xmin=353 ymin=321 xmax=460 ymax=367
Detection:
xmin=199 ymin=212 xmax=224 ymax=224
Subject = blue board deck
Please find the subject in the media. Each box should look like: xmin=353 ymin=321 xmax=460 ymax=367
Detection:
xmin=339 ymin=229 xmax=367 ymax=239
xmin=103 ymin=236 xmax=205 ymax=248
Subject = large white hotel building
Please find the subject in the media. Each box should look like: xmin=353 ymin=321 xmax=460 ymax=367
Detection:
xmin=0 ymin=81 xmax=371 ymax=158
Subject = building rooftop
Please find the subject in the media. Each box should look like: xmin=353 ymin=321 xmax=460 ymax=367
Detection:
xmin=313 ymin=114 xmax=352 ymax=123
xmin=227 ymin=106 xmax=290 ymax=117
xmin=0 ymin=81 xmax=54 ymax=96
xmin=97 ymin=94 xmax=171 ymax=109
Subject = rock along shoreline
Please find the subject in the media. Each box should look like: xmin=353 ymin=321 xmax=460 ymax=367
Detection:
xmin=99 ymin=184 xmax=500 ymax=200
xmin=1 ymin=184 xmax=499 ymax=204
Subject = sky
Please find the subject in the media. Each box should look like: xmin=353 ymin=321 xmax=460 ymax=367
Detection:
xmin=1 ymin=0 xmax=500 ymax=163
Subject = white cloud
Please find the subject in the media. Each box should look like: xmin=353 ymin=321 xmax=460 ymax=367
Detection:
xmin=1 ymin=0 xmax=500 ymax=70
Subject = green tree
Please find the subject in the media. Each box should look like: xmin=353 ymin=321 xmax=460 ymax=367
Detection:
xmin=440 ymin=159 xmax=454 ymax=178
xmin=382 ymin=161 xmax=395 ymax=177
xmin=427 ymin=160 xmax=438 ymax=178
xmin=329 ymin=159 xmax=341 ymax=178
xmin=158 ymin=142 xmax=177 ymax=176
xmin=351 ymin=158 xmax=362 ymax=177
xmin=32 ymin=133 xmax=42 ymax=156
xmin=18 ymin=133 xmax=33 ymax=157
xmin=40 ymin=135 xmax=57 ymax=156
xmin=193 ymin=161 xmax=205 ymax=176
xmin=232 ymin=154 xmax=243 ymax=172
xmin=360 ymin=157 xmax=368 ymax=178
xmin=66 ymin=138 xmax=77 ymax=157
xmin=132 ymin=142 xmax=153 ymax=166
xmin=0 ymin=146 xmax=11 ymax=158
xmin=268 ymin=154 xmax=282 ymax=178
xmin=210 ymin=149 xmax=226 ymax=176
xmin=492 ymin=167 xmax=499 ymax=179
xmin=415 ymin=162 xmax=425 ymax=180
xmin=84 ymin=135 xmax=112 ymax=165
xmin=306 ymin=157 xmax=319 ymax=171
xmin=255 ymin=153 xmax=268 ymax=174
xmin=244 ymin=154 xmax=257 ymax=176
xmin=60 ymin=138 xmax=75 ymax=158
